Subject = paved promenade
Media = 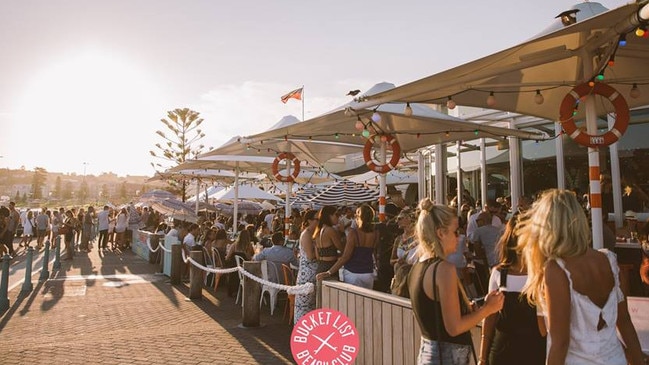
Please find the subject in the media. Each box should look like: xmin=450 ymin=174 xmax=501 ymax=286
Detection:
xmin=0 ymin=245 xmax=294 ymax=364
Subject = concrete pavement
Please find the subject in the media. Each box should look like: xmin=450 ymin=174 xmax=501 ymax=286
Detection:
xmin=0 ymin=244 xmax=295 ymax=364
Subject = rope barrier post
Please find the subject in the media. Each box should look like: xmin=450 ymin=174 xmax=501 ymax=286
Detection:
xmin=149 ymin=235 xmax=161 ymax=264
xmin=170 ymin=244 xmax=182 ymax=285
xmin=38 ymin=240 xmax=51 ymax=282
xmin=21 ymin=247 xmax=35 ymax=293
xmin=188 ymin=248 xmax=204 ymax=300
xmin=242 ymin=261 xmax=262 ymax=328
xmin=0 ymin=254 xmax=11 ymax=312
xmin=53 ymin=236 xmax=61 ymax=270
xmin=158 ymin=241 xmax=165 ymax=274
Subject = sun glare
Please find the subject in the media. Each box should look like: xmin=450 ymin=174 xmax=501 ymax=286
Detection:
xmin=12 ymin=48 xmax=163 ymax=174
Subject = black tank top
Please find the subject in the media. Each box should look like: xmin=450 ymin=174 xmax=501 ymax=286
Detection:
xmin=408 ymin=258 xmax=472 ymax=345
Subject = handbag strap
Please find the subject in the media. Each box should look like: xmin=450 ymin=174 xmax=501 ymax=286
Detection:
xmin=431 ymin=259 xmax=444 ymax=365
xmin=431 ymin=259 xmax=478 ymax=365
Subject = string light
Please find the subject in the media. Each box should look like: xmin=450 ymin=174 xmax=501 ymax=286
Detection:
xmin=371 ymin=111 xmax=381 ymax=123
xmin=630 ymin=83 xmax=641 ymax=99
xmin=607 ymin=55 xmax=615 ymax=67
xmin=474 ymin=130 xmax=479 ymax=136
xmin=362 ymin=129 xmax=370 ymax=138
xmin=619 ymin=33 xmax=627 ymax=46
xmin=334 ymin=133 xmax=339 ymax=139
xmin=486 ymin=92 xmax=496 ymax=107
xmin=416 ymin=133 xmax=420 ymax=138
xmin=534 ymin=90 xmax=544 ymax=105
xmin=445 ymin=131 xmax=450 ymax=137
xmin=446 ymin=96 xmax=456 ymax=110
xmin=596 ymin=73 xmax=605 ymax=81
xmin=636 ymin=26 xmax=647 ymax=37
xmin=380 ymin=135 xmax=388 ymax=142
xmin=355 ymin=118 xmax=364 ymax=131
xmin=284 ymin=135 xmax=288 ymax=141
xmin=404 ymin=103 xmax=413 ymax=116
xmin=588 ymin=81 xmax=595 ymax=87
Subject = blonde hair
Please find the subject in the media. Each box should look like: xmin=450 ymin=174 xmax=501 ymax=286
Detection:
xmin=415 ymin=198 xmax=456 ymax=260
xmin=518 ymin=189 xmax=590 ymax=306
xmin=415 ymin=198 xmax=471 ymax=307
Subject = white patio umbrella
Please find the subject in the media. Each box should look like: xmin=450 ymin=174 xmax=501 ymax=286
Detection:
xmin=149 ymin=167 xmax=263 ymax=213
xmin=198 ymin=116 xmax=350 ymax=237
xmin=240 ymin=82 xmax=544 ymax=221
xmin=212 ymin=184 xmax=282 ymax=202
xmin=364 ymin=2 xmax=649 ymax=248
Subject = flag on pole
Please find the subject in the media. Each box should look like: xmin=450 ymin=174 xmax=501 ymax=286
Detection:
xmin=281 ymin=87 xmax=303 ymax=104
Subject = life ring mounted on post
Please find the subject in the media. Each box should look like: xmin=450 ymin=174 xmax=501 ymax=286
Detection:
xmin=559 ymin=82 xmax=629 ymax=148
xmin=272 ymin=152 xmax=301 ymax=183
xmin=363 ymin=134 xmax=401 ymax=173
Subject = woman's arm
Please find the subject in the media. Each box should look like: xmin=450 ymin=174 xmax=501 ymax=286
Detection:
xmin=616 ymin=299 xmax=645 ymax=365
xmin=329 ymin=226 xmax=343 ymax=252
xmin=390 ymin=235 xmax=400 ymax=265
xmin=316 ymin=229 xmax=355 ymax=281
xmin=437 ymin=261 xmax=504 ymax=336
xmin=478 ymin=313 xmax=498 ymax=365
xmin=301 ymin=233 xmax=316 ymax=261
xmin=544 ymin=260 xmax=571 ymax=365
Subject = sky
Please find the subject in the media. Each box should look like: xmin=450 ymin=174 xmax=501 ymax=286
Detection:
xmin=0 ymin=0 xmax=628 ymax=177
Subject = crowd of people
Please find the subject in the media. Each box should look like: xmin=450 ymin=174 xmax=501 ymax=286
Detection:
xmin=0 ymin=201 xmax=162 ymax=260
xmin=5 ymin=190 xmax=648 ymax=364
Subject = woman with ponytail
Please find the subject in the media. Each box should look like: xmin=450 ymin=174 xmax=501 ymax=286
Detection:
xmin=409 ymin=198 xmax=504 ymax=365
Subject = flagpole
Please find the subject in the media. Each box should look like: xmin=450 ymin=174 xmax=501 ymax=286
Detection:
xmin=301 ymin=85 xmax=305 ymax=121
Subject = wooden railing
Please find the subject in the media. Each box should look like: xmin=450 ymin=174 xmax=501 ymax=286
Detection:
xmin=318 ymin=280 xmax=422 ymax=365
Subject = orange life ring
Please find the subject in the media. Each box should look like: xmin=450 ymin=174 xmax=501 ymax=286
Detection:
xmin=363 ymin=134 xmax=401 ymax=173
xmin=272 ymin=152 xmax=300 ymax=183
xmin=559 ymin=82 xmax=629 ymax=148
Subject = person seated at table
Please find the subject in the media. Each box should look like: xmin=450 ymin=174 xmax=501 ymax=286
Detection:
xmin=212 ymin=228 xmax=231 ymax=259
xmin=225 ymin=229 xmax=254 ymax=297
xmin=253 ymin=232 xmax=298 ymax=283
xmin=183 ymin=223 xmax=200 ymax=251
xmin=617 ymin=210 xmax=640 ymax=241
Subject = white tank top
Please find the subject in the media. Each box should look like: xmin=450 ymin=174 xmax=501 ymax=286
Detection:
xmin=549 ymin=249 xmax=626 ymax=365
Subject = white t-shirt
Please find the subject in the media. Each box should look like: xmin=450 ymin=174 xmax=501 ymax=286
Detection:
xmin=97 ymin=210 xmax=110 ymax=230
xmin=183 ymin=232 xmax=196 ymax=248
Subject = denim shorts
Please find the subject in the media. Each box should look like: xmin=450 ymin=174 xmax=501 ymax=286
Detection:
xmin=417 ymin=337 xmax=471 ymax=365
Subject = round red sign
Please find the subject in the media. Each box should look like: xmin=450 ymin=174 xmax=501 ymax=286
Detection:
xmin=291 ymin=309 xmax=360 ymax=364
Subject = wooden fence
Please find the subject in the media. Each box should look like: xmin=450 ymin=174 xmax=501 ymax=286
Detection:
xmin=319 ymin=280 xmax=422 ymax=365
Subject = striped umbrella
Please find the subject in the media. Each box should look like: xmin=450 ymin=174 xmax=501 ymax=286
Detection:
xmin=308 ymin=180 xmax=379 ymax=207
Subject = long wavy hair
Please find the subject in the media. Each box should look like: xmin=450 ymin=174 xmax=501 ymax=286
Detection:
xmin=313 ymin=206 xmax=337 ymax=240
xmin=356 ymin=204 xmax=375 ymax=233
xmin=497 ymin=213 xmax=520 ymax=268
xmin=415 ymin=198 xmax=471 ymax=307
xmin=518 ymin=189 xmax=590 ymax=306
xmin=301 ymin=209 xmax=317 ymax=229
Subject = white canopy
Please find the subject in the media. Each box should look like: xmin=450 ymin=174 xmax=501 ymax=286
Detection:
xmin=364 ymin=2 xmax=649 ymax=122
xmin=212 ymin=184 xmax=282 ymax=202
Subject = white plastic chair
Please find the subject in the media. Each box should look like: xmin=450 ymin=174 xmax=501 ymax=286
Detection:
xmin=235 ymin=255 xmax=245 ymax=307
xmin=260 ymin=260 xmax=283 ymax=315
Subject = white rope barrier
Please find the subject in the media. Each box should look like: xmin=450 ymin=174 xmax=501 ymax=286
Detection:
xmin=186 ymin=256 xmax=240 ymax=274
xmin=236 ymin=265 xmax=314 ymax=295
xmin=146 ymin=239 xmax=162 ymax=253
xmin=159 ymin=243 xmax=314 ymax=295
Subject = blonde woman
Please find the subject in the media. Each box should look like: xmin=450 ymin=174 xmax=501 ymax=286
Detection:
xmin=518 ymin=189 xmax=646 ymax=365
xmin=409 ymin=199 xmax=503 ymax=365
xmin=390 ymin=208 xmax=417 ymax=268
